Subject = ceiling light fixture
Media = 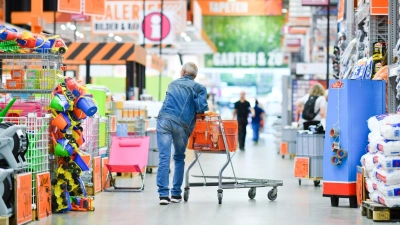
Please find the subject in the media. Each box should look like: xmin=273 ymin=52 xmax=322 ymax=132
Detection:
xmin=114 ymin=36 xmax=123 ymax=42
xmin=70 ymin=24 xmax=77 ymax=31
xmin=60 ymin=24 xmax=66 ymax=30
xmin=181 ymin=32 xmax=187 ymax=37
xmin=184 ymin=36 xmax=191 ymax=42
xmin=282 ymin=8 xmax=288 ymax=13
xmin=108 ymin=33 xmax=114 ymax=38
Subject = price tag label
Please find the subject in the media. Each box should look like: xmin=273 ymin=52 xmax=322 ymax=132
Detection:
xmin=356 ymin=166 xmax=365 ymax=207
xmin=294 ymin=157 xmax=309 ymax=178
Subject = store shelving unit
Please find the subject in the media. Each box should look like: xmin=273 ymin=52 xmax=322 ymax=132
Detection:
xmin=0 ymin=51 xmax=63 ymax=211
xmin=387 ymin=0 xmax=400 ymax=113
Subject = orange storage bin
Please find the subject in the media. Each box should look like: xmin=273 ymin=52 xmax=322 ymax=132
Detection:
xmin=10 ymin=70 xmax=24 ymax=80
xmin=6 ymin=79 xmax=23 ymax=89
xmin=187 ymin=119 xmax=238 ymax=152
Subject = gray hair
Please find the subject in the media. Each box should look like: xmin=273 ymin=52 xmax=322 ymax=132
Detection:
xmin=182 ymin=62 xmax=198 ymax=78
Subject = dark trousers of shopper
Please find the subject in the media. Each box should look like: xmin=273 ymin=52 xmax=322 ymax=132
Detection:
xmin=238 ymin=117 xmax=248 ymax=150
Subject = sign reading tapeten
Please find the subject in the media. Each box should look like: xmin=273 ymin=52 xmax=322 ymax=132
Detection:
xmin=209 ymin=2 xmax=248 ymax=13
xmin=196 ymin=0 xmax=282 ymax=16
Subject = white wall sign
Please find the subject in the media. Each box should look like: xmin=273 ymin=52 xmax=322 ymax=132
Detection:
xmin=212 ymin=51 xmax=284 ymax=67
xmin=138 ymin=11 xmax=175 ymax=44
xmin=91 ymin=1 xmax=186 ymax=38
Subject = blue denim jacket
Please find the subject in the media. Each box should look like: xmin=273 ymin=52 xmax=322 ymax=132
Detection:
xmin=158 ymin=75 xmax=209 ymax=135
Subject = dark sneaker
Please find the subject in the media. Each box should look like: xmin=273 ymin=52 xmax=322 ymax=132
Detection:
xmin=159 ymin=197 xmax=171 ymax=205
xmin=171 ymin=196 xmax=182 ymax=203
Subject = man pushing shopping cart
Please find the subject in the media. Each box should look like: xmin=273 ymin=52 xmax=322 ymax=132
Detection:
xmin=156 ymin=62 xmax=209 ymax=205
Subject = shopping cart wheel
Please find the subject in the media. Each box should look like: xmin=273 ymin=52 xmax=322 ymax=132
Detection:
xmin=184 ymin=188 xmax=189 ymax=202
xmin=146 ymin=168 xmax=153 ymax=174
xmin=248 ymin=188 xmax=256 ymax=199
xmin=281 ymin=155 xmax=284 ymax=159
xmin=268 ymin=189 xmax=277 ymax=201
xmin=298 ymin=179 xmax=301 ymax=186
xmin=217 ymin=190 xmax=223 ymax=204
xmin=313 ymin=180 xmax=320 ymax=187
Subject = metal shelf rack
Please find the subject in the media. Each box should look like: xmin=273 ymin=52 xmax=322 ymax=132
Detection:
xmin=388 ymin=0 xmax=400 ymax=113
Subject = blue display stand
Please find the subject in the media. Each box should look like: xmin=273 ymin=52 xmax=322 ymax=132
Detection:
xmin=323 ymin=80 xmax=385 ymax=207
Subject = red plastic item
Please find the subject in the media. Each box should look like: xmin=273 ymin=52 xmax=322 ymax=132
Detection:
xmin=187 ymin=119 xmax=238 ymax=152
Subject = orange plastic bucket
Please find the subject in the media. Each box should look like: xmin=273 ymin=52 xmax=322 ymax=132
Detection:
xmin=73 ymin=108 xmax=87 ymax=120
xmin=51 ymin=113 xmax=70 ymax=130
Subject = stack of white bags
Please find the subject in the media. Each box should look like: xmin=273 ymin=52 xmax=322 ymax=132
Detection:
xmin=361 ymin=114 xmax=400 ymax=207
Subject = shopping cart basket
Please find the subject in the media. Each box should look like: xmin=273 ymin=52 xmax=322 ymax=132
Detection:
xmin=184 ymin=113 xmax=283 ymax=204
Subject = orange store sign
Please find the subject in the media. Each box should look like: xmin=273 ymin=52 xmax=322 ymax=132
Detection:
xmin=197 ymin=0 xmax=282 ymax=16
xmin=84 ymin=0 xmax=106 ymax=15
xmin=370 ymin=0 xmax=388 ymax=15
xmin=58 ymin=0 xmax=82 ymax=14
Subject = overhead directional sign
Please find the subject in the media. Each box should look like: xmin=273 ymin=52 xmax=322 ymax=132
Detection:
xmin=58 ymin=0 xmax=82 ymax=14
xmin=84 ymin=0 xmax=106 ymax=16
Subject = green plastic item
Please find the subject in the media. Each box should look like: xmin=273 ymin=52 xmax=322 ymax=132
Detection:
xmin=0 ymin=98 xmax=16 ymax=122
xmin=87 ymin=87 xmax=107 ymax=147
xmin=54 ymin=143 xmax=70 ymax=157
xmin=0 ymin=40 xmax=20 ymax=53
xmin=50 ymin=95 xmax=64 ymax=111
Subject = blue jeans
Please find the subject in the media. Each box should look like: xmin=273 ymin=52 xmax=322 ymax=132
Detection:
xmin=252 ymin=123 xmax=260 ymax=142
xmin=157 ymin=118 xmax=189 ymax=197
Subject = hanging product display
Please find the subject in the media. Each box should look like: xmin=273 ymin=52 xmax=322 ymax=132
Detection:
xmin=0 ymin=25 xmax=68 ymax=54
xmin=50 ymin=77 xmax=97 ymax=213
xmin=338 ymin=5 xmax=388 ymax=80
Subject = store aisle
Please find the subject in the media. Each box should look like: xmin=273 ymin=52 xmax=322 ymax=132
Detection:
xmin=33 ymin=134 xmax=371 ymax=225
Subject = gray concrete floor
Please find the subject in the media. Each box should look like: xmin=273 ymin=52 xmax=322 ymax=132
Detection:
xmin=32 ymin=133 xmax=376 ymax=225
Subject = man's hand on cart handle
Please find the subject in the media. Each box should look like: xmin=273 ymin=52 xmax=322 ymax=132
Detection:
xmin=201 ymin=111 xmax=219 ymax=116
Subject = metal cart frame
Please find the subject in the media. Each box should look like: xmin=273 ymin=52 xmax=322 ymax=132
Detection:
xmin=104 ymin=168 xmax=146 ymax=192
xmin=184 ymin=115 xmax=283 ymax=204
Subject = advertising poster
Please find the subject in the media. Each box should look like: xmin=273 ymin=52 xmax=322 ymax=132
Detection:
xmin=15 ymin=173 xmax=32 ymax=225
xmin=36 ymin=172 xmax=51 ymax=220
xmin=102 ymin=157 xmax=110 ymax=190
xmin=93 ymin=156 xmax=102 ymax=193
xmin=203 ymin=16 xmax=286 ymax=68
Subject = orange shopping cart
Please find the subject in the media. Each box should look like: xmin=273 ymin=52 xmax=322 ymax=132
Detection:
xmin=184 ymin=113 xmax=283 ymax=204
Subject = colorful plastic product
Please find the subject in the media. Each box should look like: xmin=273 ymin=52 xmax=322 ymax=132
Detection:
xmin=54 ymin=139 xmax=74 ymax=157
xmin=75 ymin=97 xmax=98 ymax=117
xmin=0 ymin=26 xmax=18 ymax=41
xmin=50 ymin=77 xmax=97 ymax=213
xmin=0 ymin=98 xmax=16 ymax=123
xmin=50 ymin=94 xmax=71 ymax=112
xmin=52 ymin=112 xmax=72 ymax=131
xmin=70 ymin=196 xmax=94 ymax=211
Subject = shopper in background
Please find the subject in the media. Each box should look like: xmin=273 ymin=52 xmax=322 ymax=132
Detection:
xmin=156 ymin=62 xmax=208 ymax=205
xmin=233 ymin=91 xmax=254 ymax=150
xmin=372 ymin=52 xmax=388 ymax=112
xmin=251 ymin=100 xmax=265 ymax=144
xmin=296 ymin=83 xmax=326 ymax=130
